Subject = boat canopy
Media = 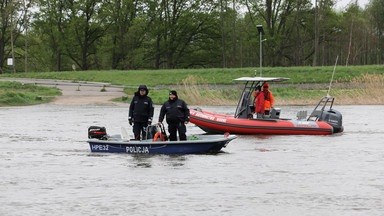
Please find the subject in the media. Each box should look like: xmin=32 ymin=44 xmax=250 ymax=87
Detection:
xmin=232 ymin=77 xmax=290 ymax=82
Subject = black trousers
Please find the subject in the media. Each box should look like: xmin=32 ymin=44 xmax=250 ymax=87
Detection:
xmin=168 ymin=122 xmax=187 ymax=141
xmin=133 ymin=122 xmax=148 ymax=140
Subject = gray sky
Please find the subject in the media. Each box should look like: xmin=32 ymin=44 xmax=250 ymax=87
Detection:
xmin=333 ymin=0 xmax=370 ymax=10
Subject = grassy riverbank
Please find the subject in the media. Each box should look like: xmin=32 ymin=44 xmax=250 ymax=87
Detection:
xmin=1 ymin=65 xmax=383 ymax=86
xmin=116 ymin=72 xmax=384 ymax=106
xmin=1 ymin=65 xmax=383 ymax=105
xmin=0 ymin=82 xmax=62 ymax=106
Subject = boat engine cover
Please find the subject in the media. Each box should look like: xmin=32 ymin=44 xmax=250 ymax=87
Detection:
xmin=88 ymin=126 xmax=107 ymax=140
xmin=319 ymin=109 xmax=343 ymax=133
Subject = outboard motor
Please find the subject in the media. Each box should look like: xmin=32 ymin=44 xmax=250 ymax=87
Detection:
xmin=88 ymin=126 xmax=107 ymax=140
xmin=318 ymin=109 xmax=343 ymax=133
xmin=308 ymin=96 xmax=343 ymax=133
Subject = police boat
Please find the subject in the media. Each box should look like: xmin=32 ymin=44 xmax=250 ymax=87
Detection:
xmin=87 ymin=124 xmax=237 ymax=154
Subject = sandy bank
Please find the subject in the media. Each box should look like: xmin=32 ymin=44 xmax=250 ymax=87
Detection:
xmin=1 ymin=78 xmax=126 ymax=105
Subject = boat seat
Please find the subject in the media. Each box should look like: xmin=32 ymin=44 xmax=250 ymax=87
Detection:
xmin=296 ymin=110 xmax=307 ymax=120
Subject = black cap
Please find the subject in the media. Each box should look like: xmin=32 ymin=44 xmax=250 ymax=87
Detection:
xmin=169 ymin=90 xmax=177 ymax=96
xmin=138 ymin=84 xmax=147 ymax=91
xmin=256 ymin=86 xmax=261 ymax=91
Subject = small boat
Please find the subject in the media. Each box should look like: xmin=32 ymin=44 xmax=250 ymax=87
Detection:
xmin=190 ymin=77 xmax=343 ymax=135
xmin=87 ymin=125 xmax=237 ymax=154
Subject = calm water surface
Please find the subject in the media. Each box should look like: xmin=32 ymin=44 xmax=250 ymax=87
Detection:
xmin=1 ymin=104 xmax=383 ymax=216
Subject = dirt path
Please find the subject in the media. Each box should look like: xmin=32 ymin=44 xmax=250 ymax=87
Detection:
xmin=1 ymin=78 xmax=126 ymax=105
xmin=50 ymin=85 xmax=126 ymax=105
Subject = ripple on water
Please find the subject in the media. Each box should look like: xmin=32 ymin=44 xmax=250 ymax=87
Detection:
xmin=0 ymin=105 xmax=383 ymax=216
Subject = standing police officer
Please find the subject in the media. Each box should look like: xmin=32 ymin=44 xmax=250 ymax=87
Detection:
xmin=128 ymin=85 xmax=154 ymax=140
xmin=158 ymin=90 xmax=189 ymax=141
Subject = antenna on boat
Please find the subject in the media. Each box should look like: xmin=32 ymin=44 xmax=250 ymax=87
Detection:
xmin=257 ymin=25 xmax=265 ymax=77
xmin=327 ymin=55 xmax=339 ymax=97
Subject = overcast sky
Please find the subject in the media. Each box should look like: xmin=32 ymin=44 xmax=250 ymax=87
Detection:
xmin=333 ymin=0 xmax=370 ymax=10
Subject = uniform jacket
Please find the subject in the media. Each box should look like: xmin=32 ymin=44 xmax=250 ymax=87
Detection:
xmin=159 ymin=98 xmax=190 ymax=124
xmin=128 ymin=87 xmax=154 ymax=123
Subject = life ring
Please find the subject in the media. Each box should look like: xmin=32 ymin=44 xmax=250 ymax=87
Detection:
xmin=224 ymin=132 xmax=230 ymax=138
xmin=153 ymin=132 xmax=165 ymax=142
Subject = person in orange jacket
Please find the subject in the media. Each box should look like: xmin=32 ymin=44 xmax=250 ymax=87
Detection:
xmin=252 ymin=86 xmax=265 ymax=118
xmin=263 ymin=83 xmax=274 ymax=115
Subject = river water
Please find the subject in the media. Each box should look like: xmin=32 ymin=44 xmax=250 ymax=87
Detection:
xmin=1 ymin=104 xmax=383 ymax=216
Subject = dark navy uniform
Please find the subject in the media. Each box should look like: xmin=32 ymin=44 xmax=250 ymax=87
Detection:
xmin=158 ymin=91 xmax=189 ymax=141
xmin=128 ymin=85 xmax=154 ymax=140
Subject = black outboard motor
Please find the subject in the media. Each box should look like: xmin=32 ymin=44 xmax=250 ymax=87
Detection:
xmin=318 ymin=109 xmax=343 ymax=133
xmin=308 ymin=96 xmax=343 ymax=133
xmin=88 ymin=126 xmax=107 ymax=140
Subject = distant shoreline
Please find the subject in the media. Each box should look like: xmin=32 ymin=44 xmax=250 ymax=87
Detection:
xmin=1 ymin=77 xmax=382 ymax=106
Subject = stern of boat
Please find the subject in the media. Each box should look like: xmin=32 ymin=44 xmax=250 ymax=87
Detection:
xmin=307 ymin=96 xmax=343 ymax=133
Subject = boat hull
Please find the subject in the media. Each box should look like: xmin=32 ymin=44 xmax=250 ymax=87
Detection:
xmin=190 ymin=109 xmax=334 ymax=135
xmin=87 ymin=135 xmax=237 ymax=154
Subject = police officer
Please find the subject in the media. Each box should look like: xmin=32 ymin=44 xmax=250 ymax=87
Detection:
xmin=128 ymin=85 xmax=154 ymax=140
xmin=158 ymin=90 xmax=189 ymax=141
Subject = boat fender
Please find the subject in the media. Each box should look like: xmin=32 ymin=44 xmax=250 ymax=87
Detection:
xmin=224 ymin=132 xmax=230 ymax=138
xmin=153 ymin=132 xmax=165 ymax=142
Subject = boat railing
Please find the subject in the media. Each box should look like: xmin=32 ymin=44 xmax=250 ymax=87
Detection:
xmin=307 ymin=96 xmax=335 ymax=121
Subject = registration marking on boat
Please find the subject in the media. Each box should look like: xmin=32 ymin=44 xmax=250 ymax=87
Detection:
xmin=216 ymin=118 xmax=227 ymax=123
xmin=126 ymin=146 xmax=150 ymax=154
xmin=291 ymin=121 xmax=319 ymax=128
xmin=91 ymin=144 xmax=109 ymax=151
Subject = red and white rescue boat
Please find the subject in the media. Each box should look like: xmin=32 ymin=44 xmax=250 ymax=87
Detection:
xmin=190 ymin=77 xmax=343 ymax=135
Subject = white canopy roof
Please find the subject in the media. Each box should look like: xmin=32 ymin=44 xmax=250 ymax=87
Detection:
xmin=232 ymin=77 xmax=290 ymax=82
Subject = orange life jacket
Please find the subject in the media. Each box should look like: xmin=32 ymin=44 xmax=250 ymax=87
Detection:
xmin=263 ymin=83 xmax=274 ymax=111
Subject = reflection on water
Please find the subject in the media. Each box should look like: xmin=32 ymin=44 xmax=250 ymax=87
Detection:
xmin=0 ymin=104 xmax=383 ymax=216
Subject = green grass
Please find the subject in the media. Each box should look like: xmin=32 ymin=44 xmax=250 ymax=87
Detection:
xmin=113 ymin=88 xmax=173 ymax=104
xmin=273 ymin=86 xmax=327 ymax=99
xmin=1 ymin=65 xmax=383 ymax=105
xmin=1 ymin=65 xmax=383 ymax=86
xmin=0 ymin=81 xmax=62 ymax=106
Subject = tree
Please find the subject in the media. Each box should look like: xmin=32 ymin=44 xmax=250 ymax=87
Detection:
xmin=154 ymin=0 xmax=219 ymax=69
xmin=65 ymin=0 xmax=109 ymax=70
xmin=101 ymin=0 xmax=153 ymax=70
xmin=368 ymin=0 xmax=384 ymax=64
xmin=33 ymin=0 xmax=69 ymax=71
xmin=243 ymin=0 xmax=315 ymax=66
xmin=0 ymin=0 xmax=26 ymax=73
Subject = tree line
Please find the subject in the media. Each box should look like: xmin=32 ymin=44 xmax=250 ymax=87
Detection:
xmin=0 ymin=0 xmax=383 ymax=73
